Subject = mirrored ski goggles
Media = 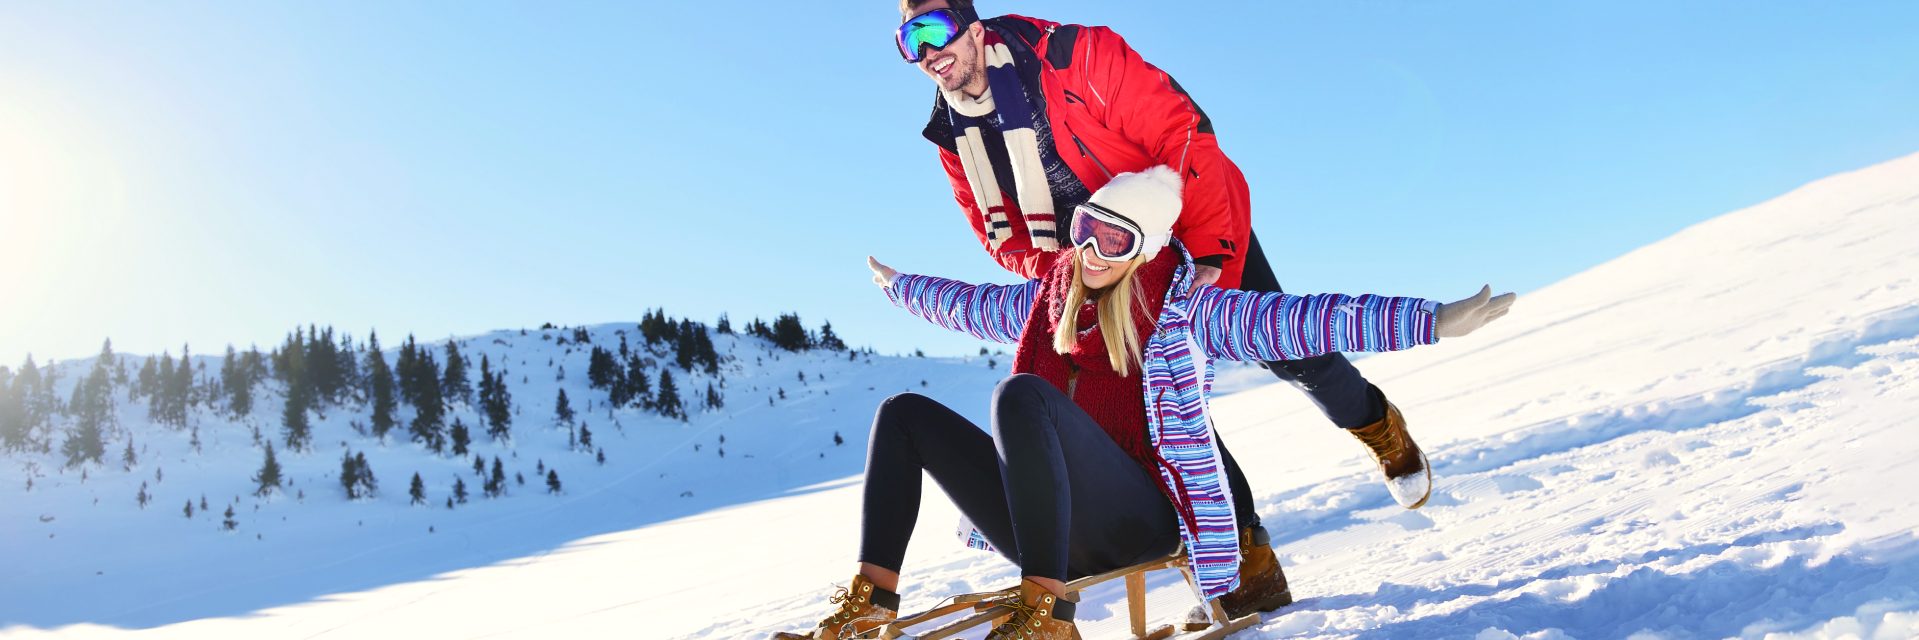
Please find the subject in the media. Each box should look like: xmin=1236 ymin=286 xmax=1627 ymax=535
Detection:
xmin=896 ymin=8 xmax=969 ymax=63
xmin=1070 ymin=202 xmax=1169 ymax=262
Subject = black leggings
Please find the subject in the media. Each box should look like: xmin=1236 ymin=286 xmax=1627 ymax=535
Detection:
xmin=859 ymin=375 xmax=1185 ymax=581
xmin=1240 ymin=230 xmax=1387 ymax=430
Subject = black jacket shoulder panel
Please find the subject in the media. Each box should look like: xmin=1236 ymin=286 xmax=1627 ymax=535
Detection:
xmin=985 ymin=16 xmax=1046 ymax=50
xmin=1046 ymin=25 xmax=1080 ymax=69
xmin=922 ymin=90 xmax=957 ymax=153
xmin=1164 ymin=75 xmax=1216 ymax=136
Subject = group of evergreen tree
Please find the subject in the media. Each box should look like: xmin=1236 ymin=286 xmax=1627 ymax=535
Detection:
xmin=477 ymin=355 xmax=512 ymax=441
xmin=393 ymin=335 xmax=443 ymax=448
xmin=220 ymin=346 xmax=269 ymax=417
xmin=0 ymin=357 xmax=57 ymax=453
xmin=61 ymin=341 xmax=122 ymax=467
xmin=136 ymin=344 xmax=201 ymax=429
xmin=339 ymin=450 xmax=377 ymax=499
xmin=747 ymin=313 xmax=846 ymax=352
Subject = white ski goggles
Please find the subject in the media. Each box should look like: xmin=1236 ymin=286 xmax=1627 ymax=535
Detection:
xmin=1070 ymin=202 xmax=1170 ymax=262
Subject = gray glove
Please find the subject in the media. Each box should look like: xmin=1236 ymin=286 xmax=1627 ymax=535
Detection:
xmin=1435 ymin=285 xmax=1516 ymax=338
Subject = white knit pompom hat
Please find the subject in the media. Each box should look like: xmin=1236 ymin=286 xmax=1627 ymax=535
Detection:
xmin=1085 ymin=165 xmax=1183 ymax=259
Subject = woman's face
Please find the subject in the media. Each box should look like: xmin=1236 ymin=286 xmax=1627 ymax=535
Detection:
xmin=1079 ymin=251 xmax=1128 ymax=289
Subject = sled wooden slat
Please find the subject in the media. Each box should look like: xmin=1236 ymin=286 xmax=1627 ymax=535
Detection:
xmin=1177 ymin=612 xmax=1257 ymax=640
xmin=876 ymin=547 xmax=1269 ymax=640
xmin=914 ymin=604 xmax=1009 ymax=640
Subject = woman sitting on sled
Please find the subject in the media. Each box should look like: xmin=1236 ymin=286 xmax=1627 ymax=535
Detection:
xmin=774 ymin=166 xmax=1515 ymax=640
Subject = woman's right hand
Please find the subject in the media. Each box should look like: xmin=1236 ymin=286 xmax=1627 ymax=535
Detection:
xmin=867 ymin=256 xmax=899 ymax=288
xmin=1434 ymin=285 xmax=1516 ymax=338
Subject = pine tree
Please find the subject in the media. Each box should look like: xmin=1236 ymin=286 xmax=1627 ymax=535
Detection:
xmin=771 ymin=313 xmax=810 ymax=351
xmin=486 ymin=457 xmax=505 ymax=498
xmin=408 ymin=472 xmax=426 ymax=505
xmin=705 ymin=382 xmax=724 ymax=410
xmin=579 ymin=423 xmax=592 ymax=449
xmin=222 ymin=345 xmax=255 ymax=417
xmin=282 ymin=377 xmax=312 ymax=452
xmin=554 ymin=388 xmax=575 ymax=424
xmin=675 ymin=321 xmax=698 ymax=371
xmin=441 ymin=341 xmax=472 ymax=407
xmin=222 ymin=505 xmax=237 ymax=530
xmin=61 ymin=344 xmax=114 ymax=467
xmin=473 ymin=455 xmax=485 ymax=477
xmin=185 ymin=500 xmax=194 ymax=518
xmin=136 ymin=481 xmax=150 ymax=509
xmin=122 ymin=438 xmax=137 ymax=469
xmin=135 ymin=356 xmax=158 ymax=402
xmin=624 ymin=356 xmax=651 ymax=409
xmin=396 ymin=335 xmax=421 ymax=408
xmin=339 ymin=451 xmax=362 ymax=499
xmin=546 ymin=469 xmax=562 ymax=494
xmin=253 ymin=442 xmax=283 ymax=497
xmin=355 ymin=452 xmax=377 ymax=497
xmin=452 ymin=476 xmax=469 ymax=504
xmin=366 ymin=331 xmax=397 ymax=439
xmin=715 ymin=313 xmax=733 ymax=335
xmin=695 ymin=327 xmax=719 ymax=374
xmin=479 ymin=356 xmax=512 ymax=441
xmin=409 ymin=349 xmax=446 ymax=452
xmin=449 ymin=417 xmax=471 ymax=456
xmin=655 ymin=370 xmax=682 ymax=419
xmin=817 ymin=320 xmax=847 ymax=351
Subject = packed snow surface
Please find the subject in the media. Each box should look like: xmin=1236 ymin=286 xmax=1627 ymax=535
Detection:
xmin=7 ymin=151 xmax=1919 ymax=639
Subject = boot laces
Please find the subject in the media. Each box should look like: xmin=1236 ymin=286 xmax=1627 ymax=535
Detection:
xmin=818 ymin=586 xmax=861 ymax=627
xmin=1354 ymin=422 xmax=1404 ymax=463
xmin=986 ymin=598 xmax=1046 ymax=639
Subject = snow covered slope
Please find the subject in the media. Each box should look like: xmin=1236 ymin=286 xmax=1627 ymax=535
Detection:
xmin=7 ymin=150 xmax=1919 ymax=640
xmin=0 ymin=327 xmax=1007 ymax=634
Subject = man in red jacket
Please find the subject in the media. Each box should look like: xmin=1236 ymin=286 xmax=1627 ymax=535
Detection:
xmin=892 ymin=0 xmax=1435 ymax=613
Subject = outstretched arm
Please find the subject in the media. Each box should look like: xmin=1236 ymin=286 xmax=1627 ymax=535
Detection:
xmin=869 ymin=256 xmax=1038 ymax=345
xmin=1190 ymin=285 xmax=1514 ymax=361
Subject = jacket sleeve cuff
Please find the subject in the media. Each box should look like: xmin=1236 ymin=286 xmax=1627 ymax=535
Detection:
xmin=1192 ymin=254 xmax=1226 ymax=269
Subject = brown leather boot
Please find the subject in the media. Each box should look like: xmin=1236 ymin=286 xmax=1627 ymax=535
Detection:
xmin=1349 ymin=387 xmax=1432 ymax=509
xmin=769 ymin=574 xmax=898 ymax=640
xmin=1219 ymin=526 xmax=1292 ymax=618
xmin=983 ymin=579 xmax=1077 ymax=640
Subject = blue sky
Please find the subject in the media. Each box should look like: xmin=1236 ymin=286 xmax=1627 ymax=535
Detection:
xmin=2 ymin=1 xmax=1916 ymax=366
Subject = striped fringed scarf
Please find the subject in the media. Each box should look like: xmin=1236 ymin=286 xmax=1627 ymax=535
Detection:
xmin=942 ymin=29 xmax=1060 ymax=253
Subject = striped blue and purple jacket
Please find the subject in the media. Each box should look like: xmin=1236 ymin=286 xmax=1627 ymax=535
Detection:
xmin=882 ymin=244 xmax=1438 ymax=599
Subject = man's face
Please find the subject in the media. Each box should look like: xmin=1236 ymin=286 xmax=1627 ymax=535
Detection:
xmin=903 ymin=0 xmax=985 ymax=95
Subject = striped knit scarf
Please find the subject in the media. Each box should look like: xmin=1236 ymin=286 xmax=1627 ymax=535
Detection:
xmin=943 ymin=28 xmax=1060 ymax=253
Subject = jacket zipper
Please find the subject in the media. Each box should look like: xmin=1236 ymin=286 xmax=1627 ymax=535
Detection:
xmin=1068 ymin=131 xmax=1114 ymax=181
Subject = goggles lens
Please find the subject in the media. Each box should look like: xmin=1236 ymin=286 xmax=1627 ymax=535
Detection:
xmin=896 ymin=9 xmax=962 ymax=62
xmin=1070 ymin=205 xmax=1144 ymax=261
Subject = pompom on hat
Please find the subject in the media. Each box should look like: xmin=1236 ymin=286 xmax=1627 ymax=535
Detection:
xmin=1084 ymin=165 xmax=1183 ymax=259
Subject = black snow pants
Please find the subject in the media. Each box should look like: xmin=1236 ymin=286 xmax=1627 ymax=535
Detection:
xmin=858 ymin=374 xmax=1185 ymax=581
xmin=1239 ymin=230 xmax=1387 ymax=431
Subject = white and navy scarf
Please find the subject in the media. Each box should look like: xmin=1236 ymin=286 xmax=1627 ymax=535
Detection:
xmin=942 ymin=27 xmax=1079 ymax=252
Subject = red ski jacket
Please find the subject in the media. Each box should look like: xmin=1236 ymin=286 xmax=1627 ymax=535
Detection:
xmin=923 ymin=15 xmax=1253 ymax=289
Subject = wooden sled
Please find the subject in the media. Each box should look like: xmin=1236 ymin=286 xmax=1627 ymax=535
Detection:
xmin=876 ymin=549 xmax=1260 ymax=640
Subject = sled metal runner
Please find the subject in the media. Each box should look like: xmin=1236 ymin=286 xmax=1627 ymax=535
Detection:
xmin=875 ymin=548 xmax=1260 ymax=640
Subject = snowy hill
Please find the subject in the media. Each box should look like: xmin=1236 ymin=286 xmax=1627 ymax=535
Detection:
xmin=0 ymin=322 xmax=1007 ymax=633
xmin=6 ymin=150 xmax=1919 ymax=640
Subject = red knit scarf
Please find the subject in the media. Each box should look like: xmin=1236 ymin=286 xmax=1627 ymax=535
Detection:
xmin=1011 ymin=249 xmax=1193 ymax=528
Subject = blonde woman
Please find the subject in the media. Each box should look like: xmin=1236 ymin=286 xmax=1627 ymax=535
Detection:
xmin=773 ymin=166 xmax=1513 ymax=640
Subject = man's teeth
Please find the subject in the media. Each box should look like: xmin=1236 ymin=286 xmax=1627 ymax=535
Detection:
xmin=934 ymin=59 xmax=954 ymax=72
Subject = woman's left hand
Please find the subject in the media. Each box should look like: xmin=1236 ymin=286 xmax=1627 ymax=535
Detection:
xmin=867 ymin=256 xmax=899 ymax=288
